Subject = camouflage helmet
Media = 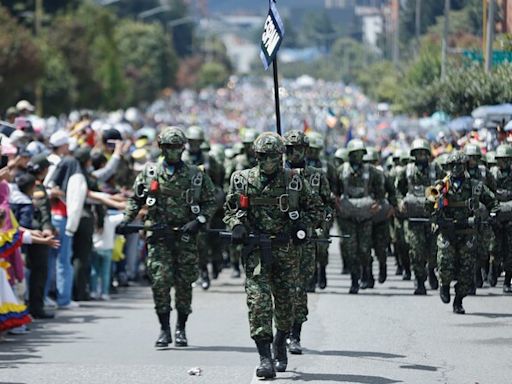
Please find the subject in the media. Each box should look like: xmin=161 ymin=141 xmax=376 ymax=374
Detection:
xmin=463 ymin=143 xmax=482 ymax=158
xmin=209 ymin=143 xmax=225 ymax=163
xmin=334 ymin=148 xmax=349 ymax=162
xmin=410 ymin=138 xmax=431 ymax=155
xmin=158 ymin=126 xmax=187 ymax=146
xmin=253 ymin=132 xmax=285 ymax=154
xmin=447 ymin=150 xmax=468 ymax=165
xmin=186 ymin=125 xmax=205 ymax=141
xmin=486 ymin=151 xmax=497 ymax=165
xmin=306 ymin=132 xmax=324 ymax=149
xmin=436 ymin=153 xmax=450 ymax=166
xmin=232 ymin=142 xmax=244 ymax=155
xmin=495 ymin=144 xmax=512 ymax=158
xmin=242 ymin=128 xmax=259 ymax=144
xmin=346 ymin=139 xmax=367 ymax=155
xmin=283 ymin=130 xmax=309 ymax=147
xmin=363 ymin=146 xmax=379 ymax=162
xmin=399 ymin=149 xmax=413 ymax=162
xmin=200 ymin=141 xmax=210 ymax=151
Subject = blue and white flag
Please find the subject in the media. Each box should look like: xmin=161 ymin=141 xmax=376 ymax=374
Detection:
xmin=260 ymin=0 xmax=285 ymax=70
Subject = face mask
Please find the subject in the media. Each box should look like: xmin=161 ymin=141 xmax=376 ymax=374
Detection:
xmin=349 ymin=152 xmax=364 ymax=168
xmin=286 ymin=146 xmax=305 ymax=165
xmin=258 ymin=153 xmax=282 ymax=175
xmin=162 ymin=147 xmax=183 ymax=164
xmin=451 ymin=164 xmax=465 ymax=178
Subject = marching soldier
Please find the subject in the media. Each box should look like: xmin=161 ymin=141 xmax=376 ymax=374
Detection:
xmin=119 ymin=127 xmax=217 ymax=347
xmin=334 ymin=147 xmax=350 ymax=274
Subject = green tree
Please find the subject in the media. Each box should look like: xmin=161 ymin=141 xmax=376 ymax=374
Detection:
xmin=197 ymin=61 xmax=230 ymax=89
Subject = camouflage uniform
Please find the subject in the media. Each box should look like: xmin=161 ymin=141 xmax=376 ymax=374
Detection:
xmin=283 ymin=130 xmax=333 ymax=354
xmin=334 ymin=148 xmax=350 ymax=274
xmin=335 ymin=139 xmax=385 ymax=293
xmin=224 ymin=132 xmax=321 ymax=377
xmin=122 ymin=127 xmax=217 ymax=347
xmin=490 ymin=144 xmax=512 ymax=293
xmin=396 ymin=139 xmax=441 ymax=294
xmin=433 ymin=151 xmax=498 ymax=313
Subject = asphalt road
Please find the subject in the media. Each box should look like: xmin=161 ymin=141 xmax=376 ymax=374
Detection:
xmin=1 ymin=240 xmax=511 ymax=384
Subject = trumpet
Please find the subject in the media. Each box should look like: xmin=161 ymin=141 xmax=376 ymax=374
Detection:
xmin=425 ymin=176 xmax=450 ymax=203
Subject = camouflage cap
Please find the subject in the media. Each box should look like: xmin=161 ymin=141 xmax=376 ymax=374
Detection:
xmin=347 ymin=139 xmax=367 ymax=155
xmin=447 ymin=150 xmax=468 ymax=165
xmin=495 ymin=144 xmax=512 ymax=158
xmin=410 ymin=138 xmax=431 ymax=155
xmin=158 ymin=126 xmax=187 ymax=145
xmin=253 ymin=132 xmax=285 ymax=154
xmin=463 ymin=143 xmax=482 ymax=157
xmin=306 ymin=132 xmax=324 ymax=149
xmin=242 ymin=128 xmax=259 ymax=144
xmin=186 ymin=125 xmax=205 ymax=141
xmin=283 ymin=130 xmax=309 ymax=147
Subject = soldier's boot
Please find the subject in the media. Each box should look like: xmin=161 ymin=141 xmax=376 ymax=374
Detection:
xmin=306 ymin=274 xmax=316 ymax=293
xmin=272 ymin=330 xmax=288 ymax=372
xmin=212 ymin=260 xmax=221 ymax=280
xmin=428 ymin=268 xmax=439 ymax=290
xmin=155 ymin=312 xmax=172 ymax=348
xmin=318 ymin=265 xmax=327 ymax=290
xmin=475 ymin=267 xmax=483 ymax=289
xmin=341 ymin=251 xmax=349 ymax=274
xmin=440 ymin=285 xmax=450 ymax=304
xmin=200 ymin=267 xmax=210 ymax=290
xmin=452 ymin=295 xmax=465 ymax=314
xmin=287 ymin=323 xmax=303 ymax=355
xmin=378 ymin=262 xmax=387 ymax=284
xmin=368 ymin=266 xmax=375 ymax=289
xmin=468 ymin=282 xmax=476 ymax=296
xmin=488 ymin=259 xmax=499 ymax=287
xmin=503 ymin=272 xmax=512 ymax=294
xmin=360 ymin=268 xmax=369 ymax=290
xmin=414 ymin=278 xmax=427 ymax=295
xmin=402 ymin=265 xmax=412 ymax=281
xmin=349 ymin=273 xmax=359 ymax=294
xmin=174 ymin=312 xmax=188 ymax=347
xmin=255 ymin=340 xmax=276 ymax=379
xmin=481 ymin=267 xmax=490 ymax=288
xmin=231 ymin=261 xmax=241 ymax=278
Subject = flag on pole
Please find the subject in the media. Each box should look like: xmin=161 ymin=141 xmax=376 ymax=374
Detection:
xmin=260 ymin=0 xmax=285 ymax=70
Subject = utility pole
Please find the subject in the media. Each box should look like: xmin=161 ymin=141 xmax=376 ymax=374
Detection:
xmin=415 ymin=0 xmax=421 ymax=58
xmin=485 ymin=0 xmax=495 ymax=73
xmin=35 ymin=0 xmax=43 ymax=116
xmin=441 ymin=0 xmax=450 ymax=80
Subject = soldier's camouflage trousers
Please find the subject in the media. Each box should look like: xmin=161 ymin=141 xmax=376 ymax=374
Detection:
xmin=475 ymin=225 xmax=493 ymax=270
xmin=244 ymin=243 xmax=299 ymax=341
xmin=146 ymin=236 xmax=199 ymax=315
xmin=404 ymin=221 xmax=436 ymax=281
xmin=437 ymin=232 xmax=476 ymax=297
xmin=372 ymin=220 xmax=390 ymax=265
xmin=394 ymin=217 xmax=410 ymax=270
xmin=337 ymin=217 xmax=349 ymax=270
xmin=491 ymin=222 xmax=512 ymax=273
xmin=293 ymin=243 xmax=316 ymax=325
xmin=339 ymin=218 xmax=372 ymax=280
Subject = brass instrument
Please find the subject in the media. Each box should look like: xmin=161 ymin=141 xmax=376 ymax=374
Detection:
xmin=425 ymin=176 xmax=450 ymax=203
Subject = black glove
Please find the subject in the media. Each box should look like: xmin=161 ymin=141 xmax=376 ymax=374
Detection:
xmin=231 ymin=225 xmax=248 ymax=245
xmin=181 ymin=219 xmax=201 ymax=235
xmin=292 ymin=223 xmax=308 ymax=245
xmin=115 ymin=221 xmax=130 ymax=235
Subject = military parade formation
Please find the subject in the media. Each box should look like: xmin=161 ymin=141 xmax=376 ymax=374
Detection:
xmin=116 ymin=124 xmax=511 ymax=379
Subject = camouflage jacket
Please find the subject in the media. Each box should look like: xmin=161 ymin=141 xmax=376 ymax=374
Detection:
xmin=124 ymin=161 xmax=217 ymax=226
xmin=468 ymin=165 xmax=496 ymax=192
xmin=223 ymin=166 xmax=323 ymax=235
xmin=395 ymin=162 xmax=442 ymax=201
xmin=336 ymin=162 xmax=385 ymax=200
xmin=490 ymin=166 xmax=512 ymax=201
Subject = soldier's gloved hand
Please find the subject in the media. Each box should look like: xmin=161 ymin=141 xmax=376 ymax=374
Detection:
xmin=231 ymin=225 xmax=248 ymax=244
xmin=292 ymin=223 xmax=308 ymax=245
xmin=181 ymin=219 xmax=201 ymax=235
xmin=115 ymin=221 xmax=130 ymax=235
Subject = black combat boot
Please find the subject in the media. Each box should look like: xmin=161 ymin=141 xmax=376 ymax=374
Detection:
xmin=488 ymin=259 xmax=499 ymax=287
xmin=318 ymin=265 xmax=327 ymax=290
xmin=360 ymin=267 xmax=369 ymax=290
xmin=349 ymin=273 xmax=360 ymax=294
xmin=273 ymin=330 xmax=288 ymax=372
xmin=367 ymin=266 xmax=375 ymax=289
xmin=255 ymin=340 xmax=276 ymax=379
xmin=428 ymin=267 xmax=439 ymax=290
xmin=212 ymin=260 xmax=221 ymax=279
xmin=175 ymin=312 xmax=188 ymax=347
xmin=414 ymin=278 xmax=427 ymax=295
xmin=481 ymin=267 xmax=489 ymax=288
xmin=402 ymin=265 xmax=412 ymax=281
xmin=468 ymin=282 xmax=476 ymax=296
xmin=395 ymin=254 xmax=403 ymax=275
xmin=287 ymin=323 xmax=302 ymax=355
xmin=231 ymin=261 xmax=241 ymax=278
xmin=306 ymin=273 xmax=316 ymax=293
xmin=378 ymin=262 xmax=387 ymax=284
xmin=475 ymin=267 xmax=483 ymax=289
xmin=155 ymin=312 xmax=172 ymax=348
xmin=200 ymin=267 xmax=210 ymax=290
xmin=440 ymin=285 xmax=450 ymax=304
xmin=503 ymin=272 xmax=512 ymax=294
xmin=452 ymin=295 xmax=465 ymax=314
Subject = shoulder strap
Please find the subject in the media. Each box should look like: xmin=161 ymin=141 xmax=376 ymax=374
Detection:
xmin=285 ymin=168 xmax=302 ymax=221
xmin=188 ymin=165 xmax=203 ymax=214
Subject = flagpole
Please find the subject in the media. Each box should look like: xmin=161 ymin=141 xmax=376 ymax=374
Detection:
xmin=272 ymin=56 xmax=281 ymax=135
